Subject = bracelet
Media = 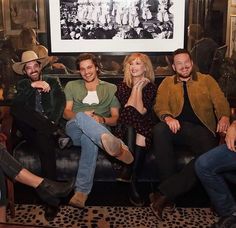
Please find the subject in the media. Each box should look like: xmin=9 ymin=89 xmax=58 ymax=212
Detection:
xmin=161 ymin=114 xmax=173 ymax=122
xmin=102 ymin=117 xmax=106 ymax=124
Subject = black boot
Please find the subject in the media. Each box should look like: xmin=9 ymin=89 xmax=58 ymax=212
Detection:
xmin=129 ymin=145 xmax=146 ymax=207
xmin=116 ymin=126 xmax=135 ymax=182
xmin=36 ymin=178 xmax=74 ymax=207
xmin=44 ymin=205 xmax=59 ymax=221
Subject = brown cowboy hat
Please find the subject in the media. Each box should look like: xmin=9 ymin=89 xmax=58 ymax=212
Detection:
xmin=12 ymin=50 xmax=49 ymax=75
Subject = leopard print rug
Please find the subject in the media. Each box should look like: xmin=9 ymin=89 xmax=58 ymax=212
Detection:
xmin=7 ymin=204 xmax=218 ymax=228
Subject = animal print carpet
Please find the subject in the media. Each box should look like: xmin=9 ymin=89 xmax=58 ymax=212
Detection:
xmin=7 ymin=204 xmax=218 ymax=228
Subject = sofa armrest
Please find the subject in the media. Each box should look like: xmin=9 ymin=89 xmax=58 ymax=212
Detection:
xmin=0 ymin=106 xmax=14 ymax=152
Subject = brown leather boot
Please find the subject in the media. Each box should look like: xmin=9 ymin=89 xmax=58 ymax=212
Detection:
xmin=149 ymin=192 xmax=174 ymax=220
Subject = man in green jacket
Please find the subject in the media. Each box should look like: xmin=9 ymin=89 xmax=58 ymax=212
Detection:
xmin=11 ymin=51 xmax=70 ymax=220
xmin=150 ymin=48 xmax=230 ymax=220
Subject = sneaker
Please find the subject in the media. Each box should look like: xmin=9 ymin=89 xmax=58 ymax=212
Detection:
xmin=69 ymin=192 xmax=88 ymax=208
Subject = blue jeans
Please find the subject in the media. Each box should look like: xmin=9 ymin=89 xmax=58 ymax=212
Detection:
xmin=195 ymin=144 xmax=236 ymax=216
xmin=65 ymin=112 xmax=111 ymax=194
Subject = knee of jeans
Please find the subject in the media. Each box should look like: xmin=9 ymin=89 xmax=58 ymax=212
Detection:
xmin=195 ymin=156 xmax=208 ymax=174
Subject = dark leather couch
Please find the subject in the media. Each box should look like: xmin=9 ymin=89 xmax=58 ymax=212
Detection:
xmin=11 ymin=74 xmax=195 ymax=183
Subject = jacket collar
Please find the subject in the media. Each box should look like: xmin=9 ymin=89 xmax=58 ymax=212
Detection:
xmin=174 ymin=69 xmax=198 ymax=84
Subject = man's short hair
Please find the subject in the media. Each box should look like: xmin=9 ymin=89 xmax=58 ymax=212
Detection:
xmin=171 ymin=48 xmax=192 ymax=64
xmin=76 ymin=53 xmax=102 ymax=75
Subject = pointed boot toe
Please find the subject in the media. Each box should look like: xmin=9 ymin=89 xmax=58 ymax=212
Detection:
xmin=36 ymin=178 xmax=74 ymax=199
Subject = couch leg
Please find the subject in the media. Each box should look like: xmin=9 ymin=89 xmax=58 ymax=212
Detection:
xmin=7 ymin=178 xmax=15 ymax=218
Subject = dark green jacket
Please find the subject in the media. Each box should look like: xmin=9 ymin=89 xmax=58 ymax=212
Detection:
xmin=12 ymin=75 xmax=65 ymax=124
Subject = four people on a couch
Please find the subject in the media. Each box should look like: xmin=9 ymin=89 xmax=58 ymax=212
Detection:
xmin=4 ymin=49 xmax=236 ymax=227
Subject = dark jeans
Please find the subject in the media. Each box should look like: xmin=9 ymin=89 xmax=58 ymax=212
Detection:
xmin=0 ymin=143 xmax=23 ymax=205
xmin=153 ymin=121 xmax=218 ymax=200
xmin=195 ymin=144 xmax=236 ymax=217
xmin=11 ymin=105 xmax=57 ymax=180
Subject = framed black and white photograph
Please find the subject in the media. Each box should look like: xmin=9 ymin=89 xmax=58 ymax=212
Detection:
xmin=230 ymin=15 xmax=236 ymax=58
xmin=2 ymin=0 xmax=46 ymax=35
xmin=47 ymin=0 xmax=187 ymax=54
xmin=0 ymin=0 xmax=3 ymax=32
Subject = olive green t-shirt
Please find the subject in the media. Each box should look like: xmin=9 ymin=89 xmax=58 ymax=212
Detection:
xmin=64 ymin=79 xmax=120 ymax=117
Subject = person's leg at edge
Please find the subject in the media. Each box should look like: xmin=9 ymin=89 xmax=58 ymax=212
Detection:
xmin=0 ymin=143 xmax=73 ymax=207
xmin=195 ymin=144 xmax=236 ymax=217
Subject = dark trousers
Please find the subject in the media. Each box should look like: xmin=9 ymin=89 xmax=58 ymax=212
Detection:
xmin=0 ymin=143 xmax=23 ymax=205
xmin=11 ymin=105 xmax=57 ymax=180
xmin=153 ymin=121 xmax=218 ymax=200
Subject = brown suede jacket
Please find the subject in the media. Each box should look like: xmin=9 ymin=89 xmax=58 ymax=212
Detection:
xmin=154 ymin=72 xmax=230 ymax=134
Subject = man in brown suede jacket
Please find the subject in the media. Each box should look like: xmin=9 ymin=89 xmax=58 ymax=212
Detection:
xmin=149 ymin=48 xmax=230 ymax=220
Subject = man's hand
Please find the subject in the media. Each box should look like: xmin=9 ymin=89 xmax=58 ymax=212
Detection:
xmin=31 ymin=81 xmax=51 ymax=93
xmin=216 ymin=116 xmax=230 ymax=133
xmin=225 ymin=122 xmax=236 ymax=152
xmin=52 ymin=63 xmax=66 ymax=69
xmin=84 ymin=110 xmax=94 ymax=117
xmin=164 ymin=116 xmax=180 ymax=134
xmin=84 ymin=110 xmax=105 ymax=123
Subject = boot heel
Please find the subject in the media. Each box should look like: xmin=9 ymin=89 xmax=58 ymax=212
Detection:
xmin=46 ymin=197 xmax=60 ymax=207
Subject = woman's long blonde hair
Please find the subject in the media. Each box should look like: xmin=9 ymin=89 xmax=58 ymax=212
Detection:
xmin=123 ymin=53 xmax=155 ymax=87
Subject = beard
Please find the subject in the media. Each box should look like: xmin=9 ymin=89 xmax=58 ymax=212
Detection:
xmin=29 ymin=71 xmax=41 ymax=81
xmin=176 ymin=66 xmax=196 ymax=80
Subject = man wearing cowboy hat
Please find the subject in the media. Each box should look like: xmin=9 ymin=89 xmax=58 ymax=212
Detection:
xmin=11 ymin=50 xmax=71 ymax=220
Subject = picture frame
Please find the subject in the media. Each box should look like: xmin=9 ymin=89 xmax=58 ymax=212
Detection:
xmin=229 ymin=15 xmax=236 ymax=58
xmin=2 ymin=0 xmax=46 ymax=35
xmin=232 ymin=0 xmax=236 ymax=6
xmin=47 ymin=0 xmax=187 ymax=54
xmin=0 ymin=0 xmax=3 ymax=30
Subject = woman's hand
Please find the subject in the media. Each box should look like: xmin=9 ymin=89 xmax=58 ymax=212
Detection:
xmin=133 ymin=78 xmax=150 ymax=90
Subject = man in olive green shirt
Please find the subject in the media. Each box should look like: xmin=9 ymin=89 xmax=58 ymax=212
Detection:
xmin=63 ymin=53 xmax=133 ymax=208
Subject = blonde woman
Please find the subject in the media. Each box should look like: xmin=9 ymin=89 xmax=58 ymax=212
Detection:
xmin=115 ymin=53 xmax=157 ymax=206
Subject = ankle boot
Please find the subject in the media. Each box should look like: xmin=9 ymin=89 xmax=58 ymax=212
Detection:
xmin=129 ymin=174 xmax=145 ymax=206
xmin=129 ymin=145 xmax=146 ymax=207
xmin=36 ymin=178 xmax=74 ymax=206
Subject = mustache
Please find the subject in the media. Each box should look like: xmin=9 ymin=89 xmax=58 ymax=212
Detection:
xmin=180 ymin=66 xmax=190 ymax=70
xmin=30 ymin=71 xmax=39 ymax=75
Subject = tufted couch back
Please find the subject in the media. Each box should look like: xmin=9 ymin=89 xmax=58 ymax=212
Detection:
xmin=11 ymin=74 xmax=195 ymax=183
